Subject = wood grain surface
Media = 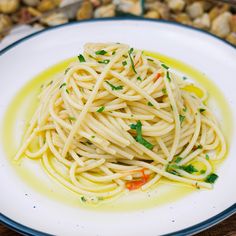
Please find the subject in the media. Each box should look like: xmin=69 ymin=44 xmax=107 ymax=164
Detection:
xmin=0 ymin=212 xmax=235 ymax=236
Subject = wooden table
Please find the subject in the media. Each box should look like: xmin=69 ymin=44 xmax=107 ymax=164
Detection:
xmin=1 ymin=213 xmax=235 ymax=236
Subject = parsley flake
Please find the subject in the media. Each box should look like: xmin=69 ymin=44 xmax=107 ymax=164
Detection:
xmin=166 ymin=71 xmax=171 ymax=82
xmin=205 ymin=173 xmax=218 ymax=184
xmin=98 ymin=59 xmax=110 ymax=64
xmin=95 ymin=50 xmax=107 ymax=55
xmin=137 ymin=76 xmax=142 ymax=81
xmin=199 ymin=108 xmax=206 ymax=113
xmin=147 ymin=102 xmax=154 ymax=106
xmin=78 ymin=54 xmax=85 ymax=62
xmin=179 ymin=115 xmax=185 ymax=125
xmin=122 ymin=61 xmax=127 ymax=66
xmin=128 ymin=48 xmax=137 ymax=74
xmin=59 ymin=83 xmax=66 ymax=89
xmin=105 ymin=81 xmax=123 ymax=91
xmin=175 ymin=156 xmax=183 ymax=163
xmin=161 ymin=64 xmax=169 ymax=70
xmin=97 ymin=106 xmax=105 ymax=113
xmin=130 ymin=121 xmax=154 ymax=150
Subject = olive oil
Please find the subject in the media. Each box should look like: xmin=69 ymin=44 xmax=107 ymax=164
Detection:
xmin=1 ymin=52 xmax=232 ymax=212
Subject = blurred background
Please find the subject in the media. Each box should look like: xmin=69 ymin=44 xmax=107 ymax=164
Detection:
xmin=0 ymin=0 xmax=235 ymax=46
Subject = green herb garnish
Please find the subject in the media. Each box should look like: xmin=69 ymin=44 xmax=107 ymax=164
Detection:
xmin=91 ymin=135 xmax=95 ymax=138
xmin=147 ymin=58 xmax=154 ymax=62
xmin=66 ymin=89 xmax=69 ymax=94
xmin=206 ymin=154 xmax=210 ymax=160
xmin=105 ymin=81 xmax=123 ymax=91
xmin=175 ymin=156 xmax=183 ymax=163
xmin=181 ymin=164 xmax=198 ymax=174
xmin=112 ymin=51 xmax=116 ymax=55
xmin=196 ymin=144 xmax=203 ymax=149
xmin=68 ymin=117 xmax=76 ymax=121
xmin=200 ymin=170 xmax=206 ymax=174
xmin=199 ymin=108 xmax=206 ymax=113
xmin=161 ymin=64 xmax=169 ymax=70
xmin=97 ymin=106 xmax=105 ymax=113
xmin=78 ymin=54 xmax=86 ymax=62
xmin=98 ymin=59 xmax=110 ymax=64
xmin=128 ymin=48 xmax=137 ymax=74
xmin=179 ymin=115 xmax=185 ymax=125
xmin=166 ymin=71 xmax=171 ymax=82
xmin=147 ymin=102 xmax=153 ymax=106
xmin=183 ymin=107 xmax=187 ymax=112
xmin=59 ymin=83 xmax=66 ymax=89
xmin=183 ymin=76 xmax=188 ymax=80
xmin=95 ymin=50 xmax=107 ymax=55
xmin=130 ymin=121 xmax=154 ymax=150
xmin=137 ymin=76 xmax=142 ymax=81
xmin=64 ymin=68 xmax=70 ymax=74
xmin=81 ymin=196 xmax=86 ymax=202
xmin=162 ymin=88 xmax=167 ymax=94
xmin=122 ymin=61 xmax=127 ymax=66
xmin=205 ymin=173 xmax=218 ymax=184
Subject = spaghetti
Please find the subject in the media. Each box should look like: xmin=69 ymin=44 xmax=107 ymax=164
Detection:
xmin=14 ymin=43 xmax=226 ymax=202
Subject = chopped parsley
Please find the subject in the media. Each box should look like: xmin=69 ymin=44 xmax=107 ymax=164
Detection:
xmin=91 ymin=135 xmax=95 ymax=138
xmin=174 ymin=156 xmax=183 ymax=163
xmin=200 ymin=170 xmax=206 ymax=174
xmin=161 ymin=64 xmax=169 ymax=70
xmin=68 ymin=117 xmax=76 ymax=121
xmin=147 ymin=58 xmax=154 ymax=62
xmin=66 ymin=89 xmax=69 ymax=94
xmin=112 ymin=51 xmax=116 ymax=55
xmin=98 ymin=59 xmax=110 ymax=64
xmin=95 ymin=50 xmax=107 ymax=55
xmin=122 ymin=61 xmax=127 ymax=66
xmin=59 ymin=83 xmax=66 ymax=89
xmin=196 ymin=144 xmax=203 ymax=149
xmin=181 ymin=164 xmax=198 ymax=174
xmin=162 ymin=88 xmax=167 ymax=94
xmin=179 ymin=115 xmax=185 ymax=125
xmin=105 ymin=81 xmax=123 ymax=91
xmin=183 ymin=107 xmax=187 ymax=112
xmin=128 ymin=48 xmax=137 ymax=74
xmin=137 ymin=76 xmax=142 ymax=81
xmin=182 ymin=76 xmax=188 ymax=80
xmin=130 ymin=120 xmax=154 ymax=150
xmin=205 ymin=173 xmax=218 ymax=184
xmin=199 ymin=108 xmax=206 ymax=113
xmin=166 ymin=71 xmax=171 ymax=82
xmin=78 ymin=54 xmax=85 ymax=62
xmin=64 ymin=68 xmax=70 ymax=74
xmin=147 ymin=102 xmax=154 ymax=106
xmin=81 ymin=196 xmax=86 ymax=202
xmin=97 ymin=106 xmax=105 ymax=112
xmin=206 ymin=154 xmax=210 ymax=160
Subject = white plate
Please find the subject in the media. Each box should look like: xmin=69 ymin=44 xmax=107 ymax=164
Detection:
xmin=0 ymin=18 xmax=235 ymax=236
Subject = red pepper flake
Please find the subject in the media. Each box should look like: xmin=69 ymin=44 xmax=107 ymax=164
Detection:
xmin=126 ymin=169 xmax=149 ymax=191
xmin=154 ymin=73 xmax=163 ymax=82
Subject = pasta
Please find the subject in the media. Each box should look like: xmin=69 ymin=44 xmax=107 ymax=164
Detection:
xmin=14 ymin=43 xmax=226 ymax=203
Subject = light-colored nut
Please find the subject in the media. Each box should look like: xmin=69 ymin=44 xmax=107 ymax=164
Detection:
xmin=22 ymin=0 xmax=40 ymax=7
xmin=174 ymin=13 xmax=192 ymax=26
xmin=230 ymin=15 xmax=236 ymax=32
xmin=211 ymin=12 xmax=232 ymax=38
xmin=116 ymin=0 xmax=142 ymax=16
xmin=76 ymin=0 xmax=93 ymax=20
xmin=27 ymin=7 xmax=42 ymax=17
xmin=144 ymin=10 xmax=160 ymax=19
xmin=37 ymin=0 xmax=60 ymax=12
xmin=94 ymin=4 xmax=115 ymax=18
xmin=209 ymin=5 xmax=230 ymax=22
xmin=167 ymin=0 xmax=185 ymax=12
xmin=193 ymin=13 xmax=210 ymax=30
xmin=40 ymin=12 xmax=68 ymax=26
xmin=186 ymin=2 xmax=204 ymax=19
xmin=0 ymin=0 xmax=19 ymax=14
xmin=145 ymin=2 xmax=170 ymax=19
xmin=0 ymin=14 xmax=12 ymax=34
xmin=226 ymin=32 xmax=236 ymax=45
xmin=101 ymin=0 xmax=112 ymax=5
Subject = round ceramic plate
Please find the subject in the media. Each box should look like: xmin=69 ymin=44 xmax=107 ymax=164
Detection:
xmin=0 ymin=18 xmax=235 ymax=236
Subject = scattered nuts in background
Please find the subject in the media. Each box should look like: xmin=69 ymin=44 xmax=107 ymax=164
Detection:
xmin=0 ymin=0 xmax=235 ymax=46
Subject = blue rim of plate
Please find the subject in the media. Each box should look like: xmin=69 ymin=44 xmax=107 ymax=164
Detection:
xmin=0 ymin=17 xmax=235 ymax=236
